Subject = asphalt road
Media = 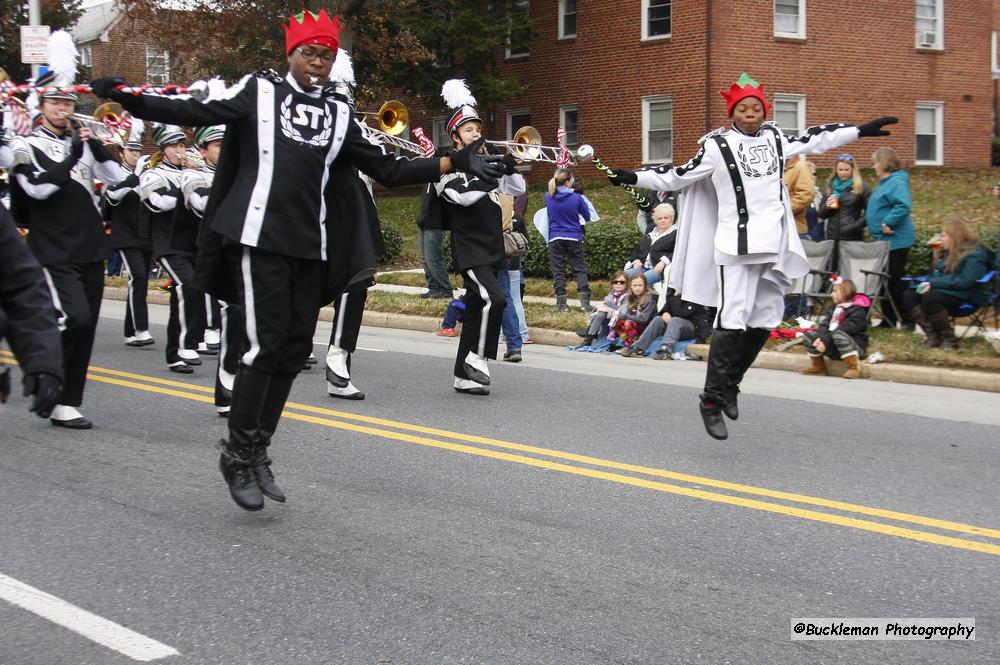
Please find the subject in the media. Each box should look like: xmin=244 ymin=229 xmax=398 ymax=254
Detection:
xmin=1 ymin=301 xmax=998 ymax=664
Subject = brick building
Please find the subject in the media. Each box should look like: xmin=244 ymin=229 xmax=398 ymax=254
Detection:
xmin=396 ymin=0 xmax=999 ymax=182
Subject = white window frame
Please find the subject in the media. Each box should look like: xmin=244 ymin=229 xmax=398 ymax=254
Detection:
xmin=914 ymin=101 xmax=944 ymax=166
xmin=992 ymin=31 xmax=1000 ymax=79
xmin=773 ymin=0 xmax=805 ymax=39
xmin=915 ymin=0 xmax=944 ymax=50
xmin=559 ymin=105 xmax=579 ymax=149
xmin=558 ymin=0 xmax=577 ymax=39
xmin=505 ymin=0 xmax=530 ymax=59
xmin=641 ymin=0 xmax=671 ymax=41
xmin=145 ymin=46 xmax=170 ymax=85
xmin=432 ymin=117 xmax=451 ymax=149
xmin=79 ymin=44 xmax=92 ymax=68
xmin=772 ymin=93 xmax=807 ymax=137
xmin=641 ymin=95 xmax=672 ymax=165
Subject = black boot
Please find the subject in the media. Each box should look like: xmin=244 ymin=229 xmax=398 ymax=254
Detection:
xmin=723 ymin=328 xmax=770 ymax=421
xmin=911 ymin=306 xmax=939 ymax=348
xmin=699 ymin=329 xmax=743 ymax=440
xmin=927 ymin=310 xmax=959 ymax=350
xmin=218 ymin=439 xmax=264 ymax=511
xmin=227 ymin=365 xmax=271 ymax=451
xmin=253 ymin=373 xmax=296 ymax=502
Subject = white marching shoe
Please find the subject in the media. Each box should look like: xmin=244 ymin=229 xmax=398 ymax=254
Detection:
xmin=50 ymin=405 xmax=93 ymax=429
xmin=327 ymin=380 xmax=365 ymax=400
xmin=125 ymin=330 xmax=155 ymax=347
xmin=462 ymin=351 xmax=490 ymax=386
xmin=203 ymin=328 xmax=221 ymax=347
xmin=216 ymin=368 xmax=235 ymax=416
xmin=453 ymin=377 xmax=489 ymax=396
xmin=325 ymin=346 xmax=350 ymax=388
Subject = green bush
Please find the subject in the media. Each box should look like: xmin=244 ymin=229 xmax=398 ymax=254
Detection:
xmin=521 ymin=221 xmax=642 ymax=279
xmin=377 ymin=222 xmax=403 ymax=265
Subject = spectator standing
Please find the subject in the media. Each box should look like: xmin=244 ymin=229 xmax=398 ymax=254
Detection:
xmin=544 ymin=168 xmax=592 ymax=312
xmin=866 ymin=146 xmax=915 ymax=329
xmin=903 ymin=220 xmax=994 ymax=350
xmin=818 ymin=154 xmax=870 ymax=247
xmin=417 ymin=166 xmax=454 ymax=299
xmin=783 ymin=154 xmax=814 ymax=238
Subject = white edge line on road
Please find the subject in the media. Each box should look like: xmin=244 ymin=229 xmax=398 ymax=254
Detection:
xmin=0 ymin=572 xmax=179 ymax=661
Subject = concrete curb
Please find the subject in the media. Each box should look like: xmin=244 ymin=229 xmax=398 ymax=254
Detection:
xmin=103 ymin=287 xmax=1000 ymax=394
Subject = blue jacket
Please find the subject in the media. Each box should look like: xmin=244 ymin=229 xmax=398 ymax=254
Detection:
xmin=928 ymin=244 xmax=995 ymax=306
xmin=544 ymin=186 xmax=590 ymax=242
xmin=866 ymin=170 xmax=915 ymax=251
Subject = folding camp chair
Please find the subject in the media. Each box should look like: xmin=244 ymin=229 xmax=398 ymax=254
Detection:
xmin=784 ymin=239 xmax=835 ymax=319
xmin=811 ymin=240 xmax=897 ymax=325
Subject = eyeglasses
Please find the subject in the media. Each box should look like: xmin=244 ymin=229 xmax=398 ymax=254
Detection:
xmin=612 ymin=280 xmax=626 ymax=284
xmin=295 ymin=46 xmax=336 ymax=64
xmin=836 ymin=154 xmax=853 ymax=162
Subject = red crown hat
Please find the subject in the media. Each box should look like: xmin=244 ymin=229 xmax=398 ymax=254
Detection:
xmin=284 ymin=10 xmax=342 ymax=56
xmin=720 ymin=73 xmax=771 ymax=117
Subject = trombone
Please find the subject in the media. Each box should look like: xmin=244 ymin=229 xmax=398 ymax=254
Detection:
xmin=69 ymin=102 xmax=130 ymax=146
xmin=358 ymin=100 xmax=427 ymax=156
xmin=486 ymin=126 xmax=577 ymax=165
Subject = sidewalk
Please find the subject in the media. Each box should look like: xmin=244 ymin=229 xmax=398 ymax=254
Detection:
xmin=103 ymin=286 xmax=1000 ymax=394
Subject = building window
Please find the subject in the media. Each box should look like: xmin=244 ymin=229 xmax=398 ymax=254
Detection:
xmin=506 ymin=109 xmax=531 ymax=140
xmin=79 ymin=44 xmax=92 ymax=67
xmin=915 ymin=0 xmax=943 ymax=49
xmin=642 ymin=96 xmax=672 ymax=164
xmin=992 ymin=31 xmax=1000 ymax=79
xmin=774 ymin=0 xmax=805 ymax=38
xmin=915 ymin=102 xmax=943 ymax=165
xmin=773 ymin=94 xmax=806 ymax=137
xmin=506 ymin=0 xmax=530 ymax=58
xmin=560 ymin=105 xmax=578 ymax=149
xmin=642 ymin=0 xmax=671 ymax=40
xmin=145 ymin=46 xmax=170 ymax=85
xmin=559 ymin=0 xmax=576 ymax=39
xmin=432 ymin=117 xmax=451 ymax=149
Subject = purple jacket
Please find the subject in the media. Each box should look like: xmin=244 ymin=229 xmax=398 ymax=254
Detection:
xmin=544 ymin=186 xmax=590 ymax=242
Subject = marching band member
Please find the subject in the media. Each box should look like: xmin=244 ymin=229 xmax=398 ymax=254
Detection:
xmin=140 ymin=124 xmax=207 ymax=373
xmin=608 ymin=72 xmax=896 ymax=440
xmin=8 ymin=34 xmax=127 ymax=429
xmin=182 ymin=124 xmax=236 ymax=414
xmin=92 ymin=9 xmax=504 ymax=511
xmin=103 ymin=120 xmax=155 ymax=347
xmin=436 ymin=80 xmax=525 ymax=396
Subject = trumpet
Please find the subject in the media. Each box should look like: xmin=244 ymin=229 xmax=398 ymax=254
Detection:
xmin=67 ymin=102 xmax=131 ymax=146
xmin=358 ymin=100 xmax=408 ymax=136
xmin=486 ymin=126 xmax=576 ymax=165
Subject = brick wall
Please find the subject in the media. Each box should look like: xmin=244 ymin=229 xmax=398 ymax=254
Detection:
xmin=395 ymin=0 xmax=997 ymax=184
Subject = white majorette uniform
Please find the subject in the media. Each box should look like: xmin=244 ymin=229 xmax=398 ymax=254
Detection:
xmin=140 ymin=125 xmax=206 ymax=373
xmin=8 ymin=46 xmax=127 ymax=429
xmin=617 ymin=72 xmax=896 ymax=441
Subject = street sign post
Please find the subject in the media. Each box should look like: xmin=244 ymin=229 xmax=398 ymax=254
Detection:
xmin=20 ymin=25 xmax=50 ymax=64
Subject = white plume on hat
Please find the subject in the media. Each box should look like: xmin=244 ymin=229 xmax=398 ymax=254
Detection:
xmin=127 ymin=117 xmax=145 ymax=144
xmin=442 ymin=79 xmax=476 ymax=109
xmin=46 ymin=30 xmax=79 ymax=87
xmin=329 ymin=49 xmax=355 ymax=85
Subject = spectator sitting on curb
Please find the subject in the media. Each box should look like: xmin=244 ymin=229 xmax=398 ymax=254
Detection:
xmin=800 ymin=278 xmax=870 ymax=379
xmin=614 ymin=273 xmax=657 ymax=349
xmin=436 ymin=298 xmax=466 ymax=338
xmin=621 ymin=289 xmax=715 ymax=359
xmin=577 ymin=270 xmax=629 ymax=348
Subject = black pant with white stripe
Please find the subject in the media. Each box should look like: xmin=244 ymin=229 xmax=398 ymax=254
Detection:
xmin=454 ymin=266 xmax=505 ymax=380
xmin=158 ymin=254 xmax=206 ymax=364
xmin=118 ymin=247 xmax=152 ymax=337
xmin=42 ymin=261 xmax=104 ymax=407
xmin=205 ymin=295 xmax=223 ymax=332
xmin=328 ymin=288 xmax=367 ymax=353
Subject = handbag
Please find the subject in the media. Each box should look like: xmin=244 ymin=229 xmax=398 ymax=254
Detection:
xmin=503 ymin=229 xmax=529 ymax=258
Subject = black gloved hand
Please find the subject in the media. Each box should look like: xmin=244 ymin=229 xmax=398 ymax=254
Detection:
xmin=90 ymin=76 xmax=129 ymax=100
xmin=608 ymin=168 xmax=638 ymax=186
xmin=23 ymin=372 xmax=63 ymax=419
xmin=501 ymin=152 xmax=519 ymax=176
xmin=70 ymin=132 xmax=85 ymax=160
xmin=452 ymin=138 xmax=505 ymax=185
xmin=858 ymin=116 xmax=898 ymax=138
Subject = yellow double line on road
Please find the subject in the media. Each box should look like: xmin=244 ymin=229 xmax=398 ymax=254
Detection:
xmin=6 ymin=349 xmax=1000 ymax=557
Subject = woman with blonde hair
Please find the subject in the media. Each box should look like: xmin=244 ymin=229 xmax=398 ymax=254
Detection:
xmin=543 ymin=167 xmax=592 ymax=311
xmin=866 ymin=146 xmax=915 ymax=328
xmin=903 ymin=220 xmax=994 ymax=349
xmin=818 ymin=153 xmax=870 ymax=242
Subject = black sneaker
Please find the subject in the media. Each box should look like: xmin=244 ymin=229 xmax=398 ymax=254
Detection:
xmin=621 ymin=346 xmax=645 ymax=358
xmin=503 ymin=350 xmax=522 ymax=363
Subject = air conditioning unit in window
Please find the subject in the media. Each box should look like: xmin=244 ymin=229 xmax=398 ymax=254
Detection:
xmin=918 ymin=31 xmax=938 ymax=48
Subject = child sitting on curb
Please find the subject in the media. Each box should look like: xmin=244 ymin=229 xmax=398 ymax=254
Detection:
xmin=800 ymin=278 xmax=870 ymax=379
